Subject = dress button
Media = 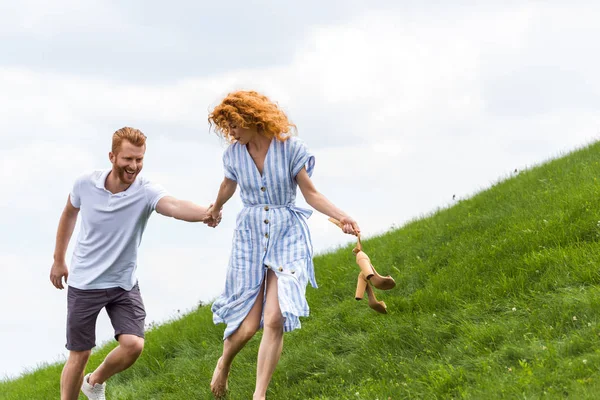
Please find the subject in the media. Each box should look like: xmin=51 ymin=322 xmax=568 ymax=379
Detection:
xmin=264 ymin=233 xmax=269 ymax=238
xmin=264 ymin=219 xmax=269 ymax=224
xmin=278 ymin=267 xmax=283 ymax=272
xmin=264 ymin=206 xmax=269 ymax=211
xmin=291 ymin=270 xmax=295 ymax=274
xmin=260 ymin=186 xmax=266 ymax=192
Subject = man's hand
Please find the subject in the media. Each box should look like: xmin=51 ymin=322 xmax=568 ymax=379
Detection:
xmin=50 ymin=261 xmax=69 ymax=289
xmin=204 ymin=204 xmax=222 ymax=228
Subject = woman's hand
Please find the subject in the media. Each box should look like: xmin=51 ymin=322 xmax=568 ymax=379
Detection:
xmin=204 ymin=204 xmax=222 ymax=228
xmin=339 ymin=216 xmax=360 ymax=236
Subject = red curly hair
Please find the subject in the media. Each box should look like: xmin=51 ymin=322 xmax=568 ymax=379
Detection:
xmin=208 ymin=91 xmax=297 ymax=142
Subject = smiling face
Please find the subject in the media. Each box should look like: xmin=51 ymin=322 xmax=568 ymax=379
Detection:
xmin=109 ymin=140 xmax=145 ymax=186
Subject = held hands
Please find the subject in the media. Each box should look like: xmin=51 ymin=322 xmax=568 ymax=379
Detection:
xmin=204 ymin=204 xmax=222 ymax=228
xmin=50 ymin=261 xmax=69 ymax=289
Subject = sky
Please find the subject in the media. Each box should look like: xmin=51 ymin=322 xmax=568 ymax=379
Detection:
xmin=1 ymin=1 xmax=599 ymax=379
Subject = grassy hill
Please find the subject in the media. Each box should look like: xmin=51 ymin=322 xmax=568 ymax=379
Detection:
xmin=3 ymin=142 xmax=600 ymax=399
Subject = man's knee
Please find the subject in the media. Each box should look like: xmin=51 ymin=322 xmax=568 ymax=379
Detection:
xmin=67 ymin=350 xmax=92 ymax=368
xmin=118 ymin=335 xmax=144 ymax=358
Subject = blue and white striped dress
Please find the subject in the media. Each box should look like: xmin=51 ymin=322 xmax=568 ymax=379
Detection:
xmin=211 ymin=136 xmax=317 ymax=339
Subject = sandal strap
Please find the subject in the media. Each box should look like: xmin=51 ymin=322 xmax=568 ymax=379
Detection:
xmin=353 ymin=234 xmax=362 ymax=254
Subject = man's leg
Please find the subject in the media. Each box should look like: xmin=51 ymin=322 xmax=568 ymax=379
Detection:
xmin=63 ymin=286 xmax=105 ymax=399
xmin=88 ymin=334 xmax=144 ymax=385
xmin=89 ymin=285 xmax=147 ymax=385
xmin=254 ymin=269 xmax=284 ymax=400
xmin=211 ymin=277 xmax=266 ymax=397
xmin=61 ymin=350 xmax=91 ymax=400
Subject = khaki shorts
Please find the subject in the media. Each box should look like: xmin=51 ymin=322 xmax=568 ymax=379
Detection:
xmin=66 ymin=284 xmax=146 ymax=351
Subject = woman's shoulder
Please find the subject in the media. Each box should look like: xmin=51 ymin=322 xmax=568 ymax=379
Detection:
xmin=284 ymin=136 xmax=311 ymax=157
xmin=223 ymin=141 xmax=242 ymax=157
xmin=285 ymin=135 xmax=302 ymax=145
xmin=281 ymin=135 xmax=308 ymax=151
xmin=227 ymin=141 xmax=242 ymax=150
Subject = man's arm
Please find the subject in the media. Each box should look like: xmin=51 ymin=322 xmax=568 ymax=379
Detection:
xmin=156 ymin=196 xmax=211 ymax=222
xmin=50 ymin=196 xmax=80 ymax=289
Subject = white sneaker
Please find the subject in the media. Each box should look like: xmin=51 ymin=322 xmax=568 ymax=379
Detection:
xmin=81 ymin=373 xmax=106 ymax=400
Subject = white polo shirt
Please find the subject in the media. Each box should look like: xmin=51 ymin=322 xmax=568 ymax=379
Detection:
xmin=68 ymin=169 xmax=168 ymax=290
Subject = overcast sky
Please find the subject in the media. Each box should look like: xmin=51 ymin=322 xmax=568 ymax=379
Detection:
xmin=1 ymin=1 xmax=599 ymax=379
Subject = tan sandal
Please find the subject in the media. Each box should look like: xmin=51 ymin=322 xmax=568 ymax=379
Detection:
xmin=329 ymin=217 xmax=395 ymax=290
xmin=356 ymin=273 xmax=387 ymax=314
xmin=355 ymin=251 xmax=396 ymax=290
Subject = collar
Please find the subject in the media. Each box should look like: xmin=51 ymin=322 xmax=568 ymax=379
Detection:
xmin=94 ymin=169 xmax=112 ymax=189
xmin=95 ymin=169 xmax=140 ymax=195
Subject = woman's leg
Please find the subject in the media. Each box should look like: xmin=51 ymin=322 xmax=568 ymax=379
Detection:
xmin=254 ymin=269 xmax=284 ymax=400
xmin=211 ymin=278 xmax=266 ymax=397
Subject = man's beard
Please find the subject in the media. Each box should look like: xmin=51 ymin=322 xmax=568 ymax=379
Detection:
xmin=116 ymin=164 xmax=139 ymax=184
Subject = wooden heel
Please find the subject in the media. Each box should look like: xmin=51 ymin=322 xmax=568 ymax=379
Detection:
xmin=355 ymin=273 xmax=367 ymax=300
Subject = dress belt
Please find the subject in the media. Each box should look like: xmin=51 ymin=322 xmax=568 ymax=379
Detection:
xmin=243 ymin=203 xmax=317 ymax=288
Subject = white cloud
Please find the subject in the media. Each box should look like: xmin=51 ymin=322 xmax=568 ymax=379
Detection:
xmin=2 ymin=1 xmax=600 ymax=378
xmin=0 ymin=141 xmax=95 ymax=211
xmin=0 ymin=1 xmax=121 ymax=35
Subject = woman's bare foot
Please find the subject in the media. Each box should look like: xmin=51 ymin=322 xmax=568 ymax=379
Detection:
xmin=210 ymin=357 xmax=230 ymax=398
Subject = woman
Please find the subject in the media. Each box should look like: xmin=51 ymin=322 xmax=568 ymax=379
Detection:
xmin=207 ymin=90 xmax=359 ymax=399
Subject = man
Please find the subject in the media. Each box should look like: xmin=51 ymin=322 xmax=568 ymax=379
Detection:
xmin=49 ymin=127 xmax=219 ymax=400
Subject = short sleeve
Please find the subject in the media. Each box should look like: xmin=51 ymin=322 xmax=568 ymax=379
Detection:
xmin=144 ymin=181 xmax=169 ymax=211
xmin=290 ymin=138 xmax=315 ymax=179
xmin=69 ymin=176 xmax=83 ymax=208
xmin=223 ymin=148 xmax=238 ymax=182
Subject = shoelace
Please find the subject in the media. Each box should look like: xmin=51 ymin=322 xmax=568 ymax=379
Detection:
xmin=89 ymin=383 xmax=106 ymax=399
xmin=91 ymin=384 xmax=105 ymax=393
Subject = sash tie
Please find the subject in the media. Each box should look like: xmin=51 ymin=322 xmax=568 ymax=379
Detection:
xmin=243 ymin=203 xmax=317 ymax=288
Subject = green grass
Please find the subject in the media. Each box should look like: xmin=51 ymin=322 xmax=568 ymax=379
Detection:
xmin=4 ymin=142 xmax=600 ymax=399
